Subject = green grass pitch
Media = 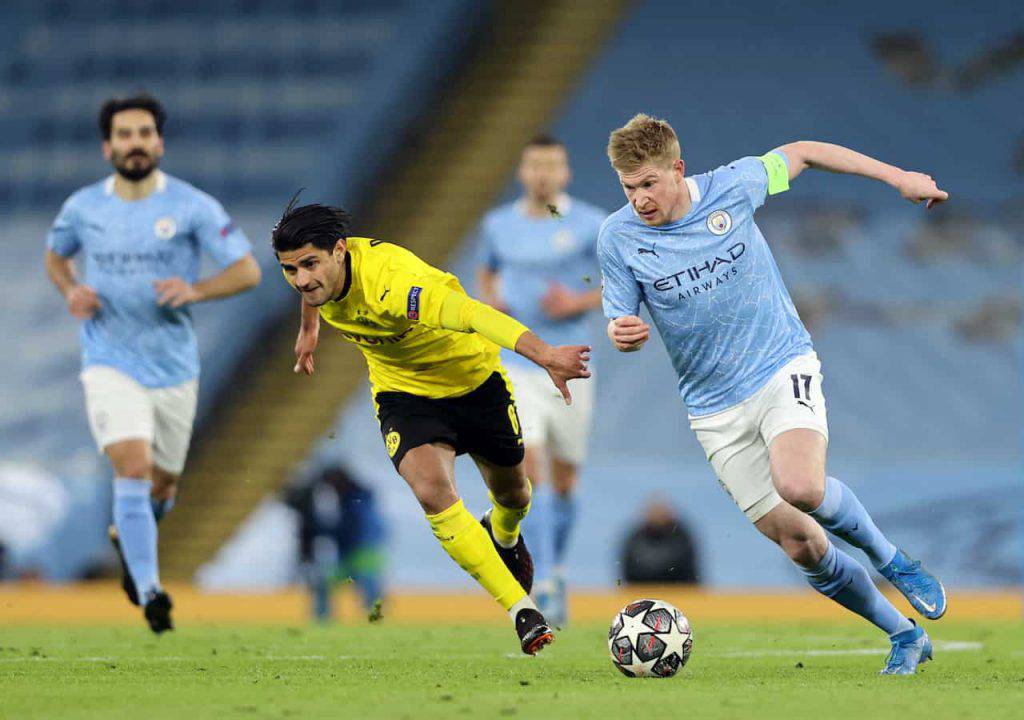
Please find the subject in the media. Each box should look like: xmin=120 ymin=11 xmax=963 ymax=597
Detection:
xmin=1 ymin=620 xmax=1020 ymax=719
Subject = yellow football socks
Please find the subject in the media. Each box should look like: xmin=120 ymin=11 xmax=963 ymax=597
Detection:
xmin=426 ymin=499 xmax=526 ymax=611
xmin=488 ymin=482 xmax=531 ymax=549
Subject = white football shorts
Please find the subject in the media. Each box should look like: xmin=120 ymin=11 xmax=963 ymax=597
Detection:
xmin=80 ymin=365 xmax=198 ymax=475
xmin=506 ymin=364 xmax=594 ymax=465
xmin=689 ymin=352 xmax=829 ymax=523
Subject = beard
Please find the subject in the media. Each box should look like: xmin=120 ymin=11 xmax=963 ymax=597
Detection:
xmin=112 ymin=150 xmax=159 ymax=182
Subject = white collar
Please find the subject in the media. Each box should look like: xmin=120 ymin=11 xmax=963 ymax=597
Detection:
xmin=684 ymin=176 xmax=701 ymax=204
xmin=104 ymin=169 xmax=167 ymax=196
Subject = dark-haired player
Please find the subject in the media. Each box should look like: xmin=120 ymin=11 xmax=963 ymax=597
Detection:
xmin=45 ymin=94 xmax=261 ymax=632
xmin=275 ymin=203 xmax=590 ymax=654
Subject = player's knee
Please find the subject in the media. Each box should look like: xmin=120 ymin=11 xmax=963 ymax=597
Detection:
xmin=774 ymin=473 xmax=824 ymax=512
xmin=779 ymin=531 xmax=821 ymax=567
xmin=403 ymin=472 xmax=458 ymax=515
xmin=774 ymin=519 xmax=828 ymax=568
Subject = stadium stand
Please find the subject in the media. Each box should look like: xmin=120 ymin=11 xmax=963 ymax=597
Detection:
xmin=0 ymin=0 xmax=489 ymax=578
xmin=5 ymin=0 xmax=1020 ymax=589
xmin=204 ymin=0 xmax=1021 ymax=590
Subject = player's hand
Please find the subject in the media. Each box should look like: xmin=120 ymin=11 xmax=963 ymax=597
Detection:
xmin=541 ymin=283 xmax=581 ymax=320
xmin=542 ymin=344 xmax=591 ymax=405
xmin=896 ymin=171 xmax=949 ymax=209
xmin=607 ymin=316 xmax=649 ymax=352
xmin=65 ymin=284 xmax=100 ymax=319
xmin=154 ymin=277 xmax=201 ymax=308
xmin=294 ymin=327 xmax=319 ymax=376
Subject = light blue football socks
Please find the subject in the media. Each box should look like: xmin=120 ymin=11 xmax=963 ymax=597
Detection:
xmin=551 ymin=491 xmax=577 ymax=570
xmin=801 ymin=542 xmax=913 ymax=637
xmin=525 ymin=485 xmax=554 ymax=584
xmin=113 ymin=478 xmax=161 ymax=600
xmin=810 ymin=476 xmax=897 ymax=569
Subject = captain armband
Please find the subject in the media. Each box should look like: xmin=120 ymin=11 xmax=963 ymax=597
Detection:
xmin=759 ymin=151 xmax=790 ymax=196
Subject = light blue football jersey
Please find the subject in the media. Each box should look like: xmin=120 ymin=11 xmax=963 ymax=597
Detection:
xmin=599 ymin=153 xmax=812 ymax=416
xmin=480 ymin=195 xmax=606 ymax=368
xmin=47 ymin=171 xmax=252 ymax=388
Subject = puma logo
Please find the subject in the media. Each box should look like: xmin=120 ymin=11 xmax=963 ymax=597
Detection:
xmin=379 ymin=288 xmax=390 ymax=301
xmin=797 ymin=400 xmax=815 ymax=413
xmin=637 ymin=247 xmax=659 ymax=257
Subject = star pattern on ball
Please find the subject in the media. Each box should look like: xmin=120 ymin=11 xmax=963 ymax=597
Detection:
xmin=618 ymin=610 xmax=653 ymax=650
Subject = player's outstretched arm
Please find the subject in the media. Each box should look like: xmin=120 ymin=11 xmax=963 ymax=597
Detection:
xmin=436 ymin=291 xmax=590 ymax=404
xmin=155 ymin=254 xmax=262 ymax=308
xmin=775 ymin=141 xmax=949 ymax=209
xmin=607 ymin=315 xmax=649 ymax=352
xmin=294 ymin=301 xmax=320 ymax=376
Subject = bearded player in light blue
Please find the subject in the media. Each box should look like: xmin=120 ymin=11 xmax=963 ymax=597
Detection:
xmin=599 ymin=114 xmax=949 ymax=675
xmin=45 ymin=95 xmax=261 ymax=633
xmin=477 ymin=135 xmax=606 ymax=624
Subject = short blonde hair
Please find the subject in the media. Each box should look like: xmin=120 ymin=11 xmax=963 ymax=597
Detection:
xmin=607 ymin=113 xmax=680 ymax=173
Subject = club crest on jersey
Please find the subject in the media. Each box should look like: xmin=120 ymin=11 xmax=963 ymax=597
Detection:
xmin=706 ymin=210 xmax=732 ymax=236
xmin=406 ymin=286 xmax=422 ymax=320
xmin=154 ymin=216 xmax=177 ymax=240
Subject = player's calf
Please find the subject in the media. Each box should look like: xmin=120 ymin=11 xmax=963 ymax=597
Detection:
xmin=758 ymin=503 xmax=918 ymax=648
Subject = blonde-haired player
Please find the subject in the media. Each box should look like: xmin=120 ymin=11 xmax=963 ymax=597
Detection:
xmin=600 ymin=114 xmax=948 ymax=675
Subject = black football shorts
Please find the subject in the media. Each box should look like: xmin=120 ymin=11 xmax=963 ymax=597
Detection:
xmin=375 ymin=371 xmax=525 ymax=470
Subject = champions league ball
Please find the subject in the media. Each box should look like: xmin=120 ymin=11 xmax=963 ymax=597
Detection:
xmin=608 ymin=599 xmax=693 ymax=678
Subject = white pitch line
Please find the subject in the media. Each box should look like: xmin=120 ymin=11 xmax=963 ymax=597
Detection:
xmin=0 ymin=654 xmax=337 ymax=664
xmin=712 ymin=640 xmax=982 ymax=658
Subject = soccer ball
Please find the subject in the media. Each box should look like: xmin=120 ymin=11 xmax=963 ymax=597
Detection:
xmin=608 ymin=599 xmax=693 ymax=678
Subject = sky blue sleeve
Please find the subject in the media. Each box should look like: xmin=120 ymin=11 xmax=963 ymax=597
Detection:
xmin=598 ymin=225 xmax=641 ymax=318
xmin=726 ymin=156 xmax=772 ymax=210
xmin=46 ymin=196 xmax=82 ymax=257
xmin=192 ymin=193 xmax=251 ymax=268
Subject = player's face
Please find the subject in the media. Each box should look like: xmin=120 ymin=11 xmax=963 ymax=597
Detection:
xmin=277 ymin=241 xmax=347 ymax=306
xmin=518 ymin=145 xmax=570 ymax=202
xmin=103 ymin=109 xmax=164 ymax=182
xmin=617 ymin=159 xmax=686 ymax=226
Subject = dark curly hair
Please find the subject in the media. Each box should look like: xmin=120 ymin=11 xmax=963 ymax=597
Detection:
xmin=98 ymin=94 xmax=167 ymax=140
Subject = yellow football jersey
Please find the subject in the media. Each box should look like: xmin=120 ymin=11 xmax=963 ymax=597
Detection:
xmin=319 ymin=237 xmax=502 ymax=398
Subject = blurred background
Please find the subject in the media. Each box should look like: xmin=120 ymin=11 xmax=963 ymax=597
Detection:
xmin=0 ymin=0 xmax=1020 ymax=614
